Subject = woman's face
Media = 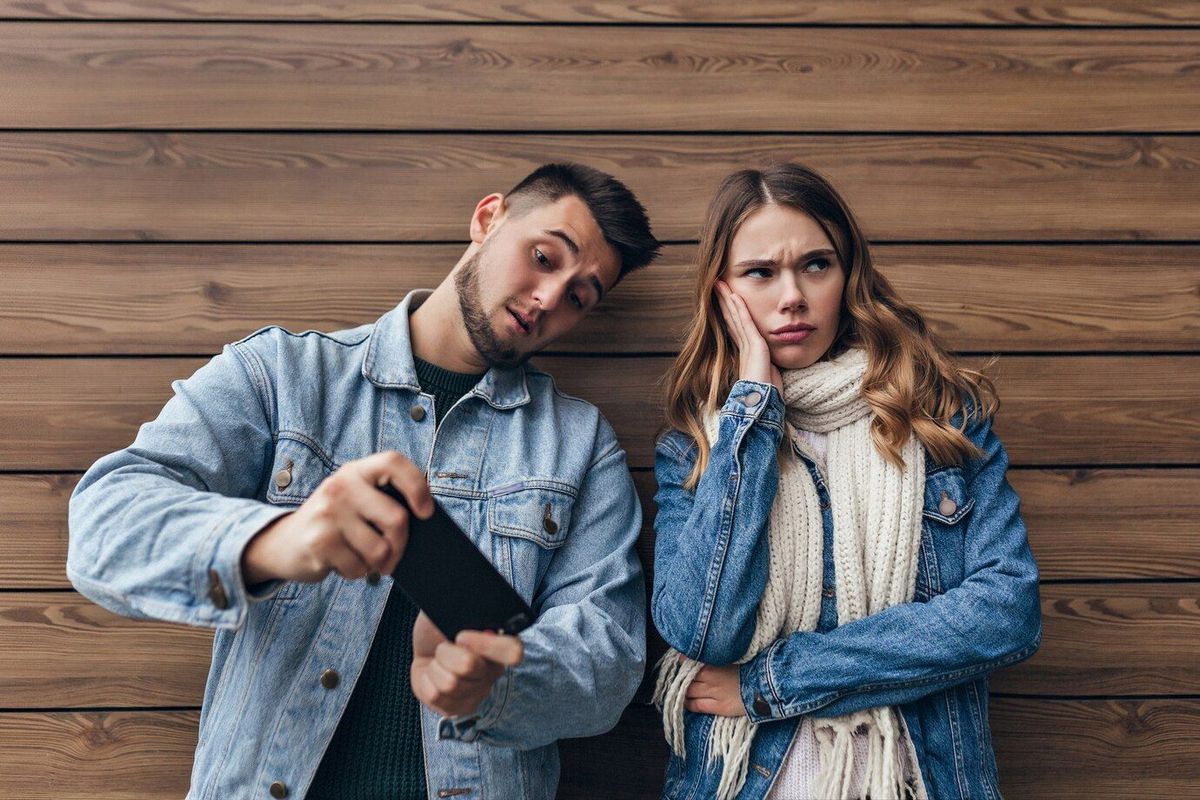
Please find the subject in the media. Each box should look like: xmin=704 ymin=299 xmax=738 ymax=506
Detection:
xmin=721 ymin=204 xmax=846 ymax=370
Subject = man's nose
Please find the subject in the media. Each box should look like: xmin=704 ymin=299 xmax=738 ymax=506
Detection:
xmin=533 ymin=278 xmax=567 ymax=312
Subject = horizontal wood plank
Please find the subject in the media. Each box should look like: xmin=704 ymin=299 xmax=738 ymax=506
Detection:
xmin=3 ymin=244 xmax=1197 ymax=354
xmin=991 ymin=583 xmax=1200 ymax=695
xmin=4 ymin=2 xmax=1199 ymax=25
xmin=0 ymin=593 xmax=212 ymax=707
xmin=2 ymin=134 xmax=1196 ymax=242
xmin=1 ymin=701 xmax=1194 ymax=798
xmin=3 ymin=26 xmax=1200 ymax=130
xmin=0 ymin=712 xmax=198 ymax=799
xmin=6 ymin=468 xmax=1198 ymax=589
xmin=4 ymin=355 xmax=1194 ymax=470
xmin=6 ymin=582 xmax=1195 ymax=707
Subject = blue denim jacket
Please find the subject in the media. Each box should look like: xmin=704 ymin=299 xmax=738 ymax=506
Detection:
xmin=67 ymin=289 xmax=647 ymax=800
xmin=652 ymin=380 xmax=1041 ymax=800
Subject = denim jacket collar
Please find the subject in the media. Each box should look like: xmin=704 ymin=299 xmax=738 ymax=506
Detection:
xmin=361 ymin=289 xmax=532 ymax=409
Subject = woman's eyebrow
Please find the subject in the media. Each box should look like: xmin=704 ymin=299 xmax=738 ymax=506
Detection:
xmin=734 ymin=248 xmax=836 ymax=269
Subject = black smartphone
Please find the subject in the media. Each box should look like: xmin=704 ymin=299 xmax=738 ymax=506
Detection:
xmin=377 ymin=482 xmax=534 ymax=640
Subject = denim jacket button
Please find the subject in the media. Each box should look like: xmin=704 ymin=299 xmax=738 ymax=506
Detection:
xmin=939 ymin=491 xmax=957 ymax=517
xmin=752 ymin=692 xmax=771 ymax=717
xmin=274 ymin=461 xmax=292 ymax=490
xmin=269 ymin=781 xmax=288 ymax=798
xmin=207 ymin=569 xmax=229 ymax=610
xmin=743 ymin=391 xmax=762 ymax=407
xmin=320 ymin=669 xmax=340 ymax=690
xmin=410 ymin=405 xmax=427 ymax=422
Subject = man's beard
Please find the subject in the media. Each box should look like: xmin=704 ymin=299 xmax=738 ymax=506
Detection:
xmin=454 ymin=248 xmax=531 ymax=370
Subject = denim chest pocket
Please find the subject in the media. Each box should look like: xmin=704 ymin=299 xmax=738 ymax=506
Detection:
xmin=915 ymin=465 xmax=975 ymax=598
xmin=486 ymin=482 xmax=577 ymax=604
xmin=486 ymin=482 xmax=575 ymax=549
xmin=265 ymin=435 xmax=337 ymax=505
xmin=263 ymin=435 xmax=337 ymax=601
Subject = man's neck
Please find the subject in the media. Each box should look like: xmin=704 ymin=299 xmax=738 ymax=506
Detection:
xmin=407 ymin=282 xmax=489 ymax=374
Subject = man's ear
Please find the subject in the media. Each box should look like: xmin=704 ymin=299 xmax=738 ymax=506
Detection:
xmin=470 ymin=193 xmax=507 ymax=244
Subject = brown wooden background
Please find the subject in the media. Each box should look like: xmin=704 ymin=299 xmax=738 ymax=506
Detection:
xmin=1 ymin=2 xmax=1198 ymax=798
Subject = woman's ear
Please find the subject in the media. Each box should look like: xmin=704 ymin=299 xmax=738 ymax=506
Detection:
xmin=469 ymin=193 xmax=507 ymax=244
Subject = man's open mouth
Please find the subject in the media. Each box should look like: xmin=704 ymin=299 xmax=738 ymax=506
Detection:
xmin=507 ymin=307 xmax=531 ymax=334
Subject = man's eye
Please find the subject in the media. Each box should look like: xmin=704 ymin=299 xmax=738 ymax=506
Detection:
xmin=569 ymin=292 xmax=584 ymax=310
xmin=534 ymin=248 xmax=551 ymax=268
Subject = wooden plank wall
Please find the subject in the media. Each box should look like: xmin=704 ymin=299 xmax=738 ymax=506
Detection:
xmin=1 ymin=2 xmax=1198 ymax=797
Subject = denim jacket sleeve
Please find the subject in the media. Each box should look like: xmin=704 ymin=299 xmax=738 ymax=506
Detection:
xmin=66 ymin=340 xmax=292 ymax=630
xmin=650 ymin=380 xmax=787 ymax=665
xmin=439 ymin=421 xmax=647 ymax=749
xmin=739 ymin=407 xmax=1042 ymax=722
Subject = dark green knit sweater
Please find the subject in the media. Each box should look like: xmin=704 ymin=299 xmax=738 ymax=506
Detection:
xmin=307 ymin=356 xmax=483 ymax=800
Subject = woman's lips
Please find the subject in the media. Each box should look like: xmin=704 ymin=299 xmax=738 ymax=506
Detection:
xmin=771 ymin=328 xmax=815 ymax=344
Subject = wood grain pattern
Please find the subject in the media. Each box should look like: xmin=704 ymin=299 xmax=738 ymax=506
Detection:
xmin=3 ymin=26 xmax=1200 ymax=130
xmin=6 ymin=582 xmax=1195 ymax=707
xmin=992 ymin=583 xmax=1200 ymax=695
xmin=1 ymin=701 xmax=1192 ymax=799
xmin=3 ymin=2 xmax=1199 ymax=25
xmin=2 ymin=134 xmax=1199 ymax=241
xmin=3 ymin=244 xmax=1197 ymax=355
xmin=0 ymin=593 xmax=212 ymax=708
xmin=5 ymin=355 xmax=1193 ymax=470
xmin=0 ymin=712 xmax=198 ymax=799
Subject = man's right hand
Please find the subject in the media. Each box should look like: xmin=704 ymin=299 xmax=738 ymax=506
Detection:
xmin=241 ymin=450 xmax=434 ymax=586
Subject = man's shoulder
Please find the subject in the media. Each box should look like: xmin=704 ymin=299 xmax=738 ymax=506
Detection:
xmin=522 ymin=365 xmax=620 ymax=448
xmin=523 ymin=364 xmax=599 ymax=414
xmin=232 ymin=321 xmax=374 ymax=351
xmin=229 ymin=321 xmax=374 ymax=369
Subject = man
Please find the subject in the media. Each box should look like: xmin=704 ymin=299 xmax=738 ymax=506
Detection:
xmin=67 ymin=163 xmax=660 ymax=799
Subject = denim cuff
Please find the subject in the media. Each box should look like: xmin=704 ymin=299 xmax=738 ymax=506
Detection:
xmin=740 ymin=639 xmax=785 ymax=723
xmin=202 ymin=501 xmax=295 ymax=629
xmin=722 ymin=380 xmax=785 ymax=433
xmin=436 ymin=667 xmax=511 ymax=742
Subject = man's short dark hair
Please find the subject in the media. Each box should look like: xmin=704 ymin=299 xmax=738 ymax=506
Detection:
xmin=505 ymin=162 xmax=661 ymax=281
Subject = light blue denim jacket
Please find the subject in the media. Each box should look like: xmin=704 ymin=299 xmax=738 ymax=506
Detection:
xmin=67 ymin=289 xmax=647 ymax=800
xmin=652 ymin=380 xmax=1042 ymax=800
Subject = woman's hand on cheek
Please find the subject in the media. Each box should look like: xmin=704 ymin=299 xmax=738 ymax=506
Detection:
xmin=684 ymin=663 xmax=749 ymax=718
xmin=715 ymin=281 xmax=784 ymax=396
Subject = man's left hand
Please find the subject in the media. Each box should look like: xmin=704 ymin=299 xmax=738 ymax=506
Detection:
xmin=411 ymin=611 xmax=524 ymax=718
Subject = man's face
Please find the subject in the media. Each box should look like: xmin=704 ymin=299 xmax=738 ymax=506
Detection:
xmin=455 ymin=195 xmax=622 ymax=369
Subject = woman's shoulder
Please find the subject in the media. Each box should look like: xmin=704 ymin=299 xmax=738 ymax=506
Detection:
xmin=655 ymin=428 xmax=700 ymax=463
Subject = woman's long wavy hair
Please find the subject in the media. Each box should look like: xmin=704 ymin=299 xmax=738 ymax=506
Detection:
xmin=665 ymin=163 xmax=999 ymax=489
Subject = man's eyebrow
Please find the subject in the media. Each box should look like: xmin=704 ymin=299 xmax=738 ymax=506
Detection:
xmin=543 ymin=229 xmax=579 ymax=255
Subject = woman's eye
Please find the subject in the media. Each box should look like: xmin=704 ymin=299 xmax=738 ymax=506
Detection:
xmin=534 ymin=248 xmax=551 ymax=268
xmin=804 ymin=259 xmax=831 ymax=273
xmin=569 ymin=292 xmax=584 ymax=310
xmin=746 ymin=267 xmax=772 ymax=278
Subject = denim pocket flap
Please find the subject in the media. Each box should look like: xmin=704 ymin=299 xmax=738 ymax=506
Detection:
xmin=266 ymin=435 xmax=336 ymax=505
xmin=922 ymin=466 xmax=975 ymax=525
xmin=487 ymin=482 xmax=576 ymax=549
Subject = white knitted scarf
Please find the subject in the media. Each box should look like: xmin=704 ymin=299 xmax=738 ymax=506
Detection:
xmin=654 ymin=347 xmax=926 ymax=800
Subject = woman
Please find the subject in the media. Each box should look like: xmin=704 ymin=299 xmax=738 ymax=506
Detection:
xmin=651 ymin=163 xmax=1041 ymax=800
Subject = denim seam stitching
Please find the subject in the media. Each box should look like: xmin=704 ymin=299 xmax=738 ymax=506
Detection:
xmin=690 ymin=415 xmax=748 ymax=658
